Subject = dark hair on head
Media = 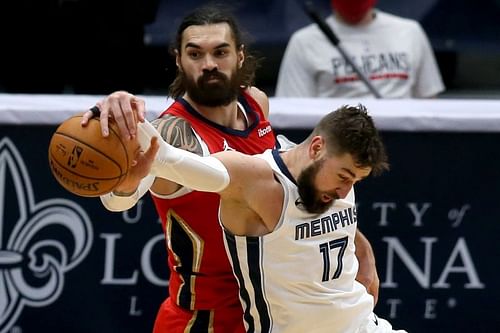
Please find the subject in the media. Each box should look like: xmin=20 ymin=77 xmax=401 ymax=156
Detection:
xmin=311 ymin=104 xmax=389 ymax=175
xmin=168 ymin=4 xmax=261 ymax=98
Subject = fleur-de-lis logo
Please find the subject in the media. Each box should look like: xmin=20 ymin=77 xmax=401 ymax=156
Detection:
xmin=0 ymin=138 xmax=93 ymax=333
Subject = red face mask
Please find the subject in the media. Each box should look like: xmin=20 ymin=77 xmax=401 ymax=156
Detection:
xmin=331 ymin=0 xmax=376 ymax=24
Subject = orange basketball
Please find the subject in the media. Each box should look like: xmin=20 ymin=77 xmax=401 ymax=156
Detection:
xmin=48 ymin=114 xmax=139 ymax=197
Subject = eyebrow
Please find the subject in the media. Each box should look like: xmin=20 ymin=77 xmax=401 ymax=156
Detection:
xmin=341 ymin=168 xmax=356 ymax=178
xmin=184 ymin=42 xmax=231 ymax=50
xmin=342 ymin=167 xmax=371 ymax=182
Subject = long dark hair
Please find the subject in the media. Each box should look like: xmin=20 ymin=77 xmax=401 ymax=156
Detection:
xmin=168 ymin=4 xmax=260 ymax=99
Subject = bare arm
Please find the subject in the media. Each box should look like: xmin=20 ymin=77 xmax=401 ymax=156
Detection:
xmin=208 ymin=150 xmax=284 ymax=234
xmin=99 ymin=113 xmax=209 ymax=210
xmin=354 ymin=229 xmax=380 ymax=305
xmin=149 ymin=115 xmax=205 ymax=196
xmin=136 ymin=120 xmax=282 ymax=233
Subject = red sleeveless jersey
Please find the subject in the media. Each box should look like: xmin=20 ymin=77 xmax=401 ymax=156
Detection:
xmin=151 ymin=91 xmax=276 ymax=310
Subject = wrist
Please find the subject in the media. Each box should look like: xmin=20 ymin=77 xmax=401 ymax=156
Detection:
xmin=112 ymin=184 xmax=139 ymax=197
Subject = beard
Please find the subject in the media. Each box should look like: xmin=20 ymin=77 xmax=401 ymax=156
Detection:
xmin=181 ymin=67 xmax=241 ymax=107
xmin=296 ymin=159 xmax=338 ymax=215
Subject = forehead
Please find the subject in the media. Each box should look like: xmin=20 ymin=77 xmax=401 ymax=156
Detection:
xmin=181 ymin=23 xmax=235 ymax=48
xmin=323 ymin=153 xmax=372 ymax=179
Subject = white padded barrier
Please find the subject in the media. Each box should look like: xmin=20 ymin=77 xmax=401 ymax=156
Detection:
xmin=1 ymin=93 xmax=500 ymax=132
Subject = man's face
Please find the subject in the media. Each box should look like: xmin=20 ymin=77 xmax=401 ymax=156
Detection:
xmin=297 ymin=158 xmax=336 ymax=215
xmin=177 ymin=23 xmax=243 ymax=106
xmin=297 ymin=153 xmax=371 ymax=215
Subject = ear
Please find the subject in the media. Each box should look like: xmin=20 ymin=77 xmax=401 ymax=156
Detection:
xmin=308 ymin=136 xmax=324 ymax=160
xmin=175 ymin=49 xmax=182 ymax=70
xmin=237 ymin=45 xmax=245 ymax=69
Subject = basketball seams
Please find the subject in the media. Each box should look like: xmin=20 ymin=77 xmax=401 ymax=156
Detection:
xmin=49 ymin=155 xmax=121 ymax=197
xmin=106 ymin=119 xmax=131 ymax=168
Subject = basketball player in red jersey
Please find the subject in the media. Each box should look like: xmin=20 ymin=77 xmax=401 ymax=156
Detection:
xmin=82 ymin=5 xmax=380 ymax=333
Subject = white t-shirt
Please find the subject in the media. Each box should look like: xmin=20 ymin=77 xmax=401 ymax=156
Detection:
xmin=275 ymin=11 xmax=445 ymax=98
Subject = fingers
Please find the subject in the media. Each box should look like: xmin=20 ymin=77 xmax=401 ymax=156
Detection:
xmin=132 ymin=97 xmax=146 ymax=122
xmin=105 ymin=96 xmax=129 ymax=139
xmin=97 ymin=91 xmax=145 ymax=140
xmin=145 ymin=137 xmax=160 ymax=159
xmin=118 ymin=97 xmax=137 ymax=139
xmin=80 ymin=109 xmax=94 ymax=127
xmin=98 ymin=100 xmax=110 ymax=137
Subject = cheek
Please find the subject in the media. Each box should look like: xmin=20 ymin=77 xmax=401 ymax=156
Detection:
xmin=314 ymin=169 xmax=337 ymax=192
xmin=218 ymin=57 xmax=238 ymax=71
xmin=179 ymin=59 xmax=197 ymax=74
xmin=316 ymin=182 xmax=340 ymax=197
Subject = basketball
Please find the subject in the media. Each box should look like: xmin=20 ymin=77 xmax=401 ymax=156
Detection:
xmin=48 ymin=114 xmax=139 ymax=197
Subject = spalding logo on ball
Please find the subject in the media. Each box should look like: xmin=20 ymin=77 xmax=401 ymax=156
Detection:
xmin=48 ymin=114 xmax=139 ymax=197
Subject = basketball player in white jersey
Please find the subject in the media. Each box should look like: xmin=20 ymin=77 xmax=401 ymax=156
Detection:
xmin=133 ymin=104 xmax=407 ymax=333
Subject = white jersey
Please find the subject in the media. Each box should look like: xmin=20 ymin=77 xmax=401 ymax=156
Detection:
xmin=223 ymin=149 xmax=373 ymax=333
xmin=275 ymin=10 xmax=445 ymax=98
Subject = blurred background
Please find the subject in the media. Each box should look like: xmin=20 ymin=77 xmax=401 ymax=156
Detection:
xmin=0 ymin=0 xmax=499 ymax=98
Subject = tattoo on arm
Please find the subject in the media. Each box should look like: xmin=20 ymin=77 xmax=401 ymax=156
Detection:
xmin=151 ymin=115 xmax=204 ymax=156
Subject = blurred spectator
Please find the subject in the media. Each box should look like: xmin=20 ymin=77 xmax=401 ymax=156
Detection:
xmin=275 ymin=0 xmax=445 ymax=98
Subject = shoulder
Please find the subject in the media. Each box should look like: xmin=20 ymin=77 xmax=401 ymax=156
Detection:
xmin=245 ymin=86 xmax=268 ymax=104
xmin=376 ymin=10 xmax=423 ymax=32
xmin=217 ymin=150 xmax=276 ymax=195
xmin=244 ymin=86 xmax=269 ymax=118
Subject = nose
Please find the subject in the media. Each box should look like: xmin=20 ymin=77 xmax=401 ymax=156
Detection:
xmin=202 ymin=54 xmax=218 ymax=71
xmin=335 ymin=182 xmax=353 ymax=199
xmin=321 ymin=194 xmax=334 ymax=203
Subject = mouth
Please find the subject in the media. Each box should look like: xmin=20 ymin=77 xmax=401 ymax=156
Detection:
xmin=206 ymin=77 xmax=222 ymax=83
xmin=202 ymin=72 xmax=225 ymax=83
xmin=321 ymin=192 xmax=339 ymax=203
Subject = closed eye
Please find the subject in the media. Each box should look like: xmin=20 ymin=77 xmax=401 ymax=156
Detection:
xmin=338 ymin=174 xmax=350 ymax=182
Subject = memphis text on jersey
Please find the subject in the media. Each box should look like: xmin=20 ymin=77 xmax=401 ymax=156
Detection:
xmin=295 ymin=206 xmax=357 ymax=240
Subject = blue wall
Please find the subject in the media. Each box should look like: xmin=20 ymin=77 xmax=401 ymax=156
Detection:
xmin=1 ymin=124 xmax=498 ymax=332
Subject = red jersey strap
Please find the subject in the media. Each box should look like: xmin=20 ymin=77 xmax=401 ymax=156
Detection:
xmin=160 ymin=90 xmax=275 ymax=155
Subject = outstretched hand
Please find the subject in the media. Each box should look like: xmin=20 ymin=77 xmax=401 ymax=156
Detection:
xmin=113 ymin=137 xmax=160 ymax=195
xmin=80 ymin=91 xmax=146 ymax=141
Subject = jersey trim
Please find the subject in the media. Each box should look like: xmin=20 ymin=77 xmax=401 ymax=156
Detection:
xmin=224 ymin=234 xmax=273 ymax=333
xmin=186 ymin=309 xmax=214 ymax=332
xmin=272 ymin=149 xmax=296 ymax=185
xmin=177 ymin=96 xmax=260 ymax=137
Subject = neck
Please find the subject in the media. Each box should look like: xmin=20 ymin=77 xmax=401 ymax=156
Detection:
xmin=183 ymin=95 xmax=246 ymax=130
xmin=280 ymin=143 xmax=310 ymax=181
xmin=335 ymin=9 xmax=375 ymax=26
